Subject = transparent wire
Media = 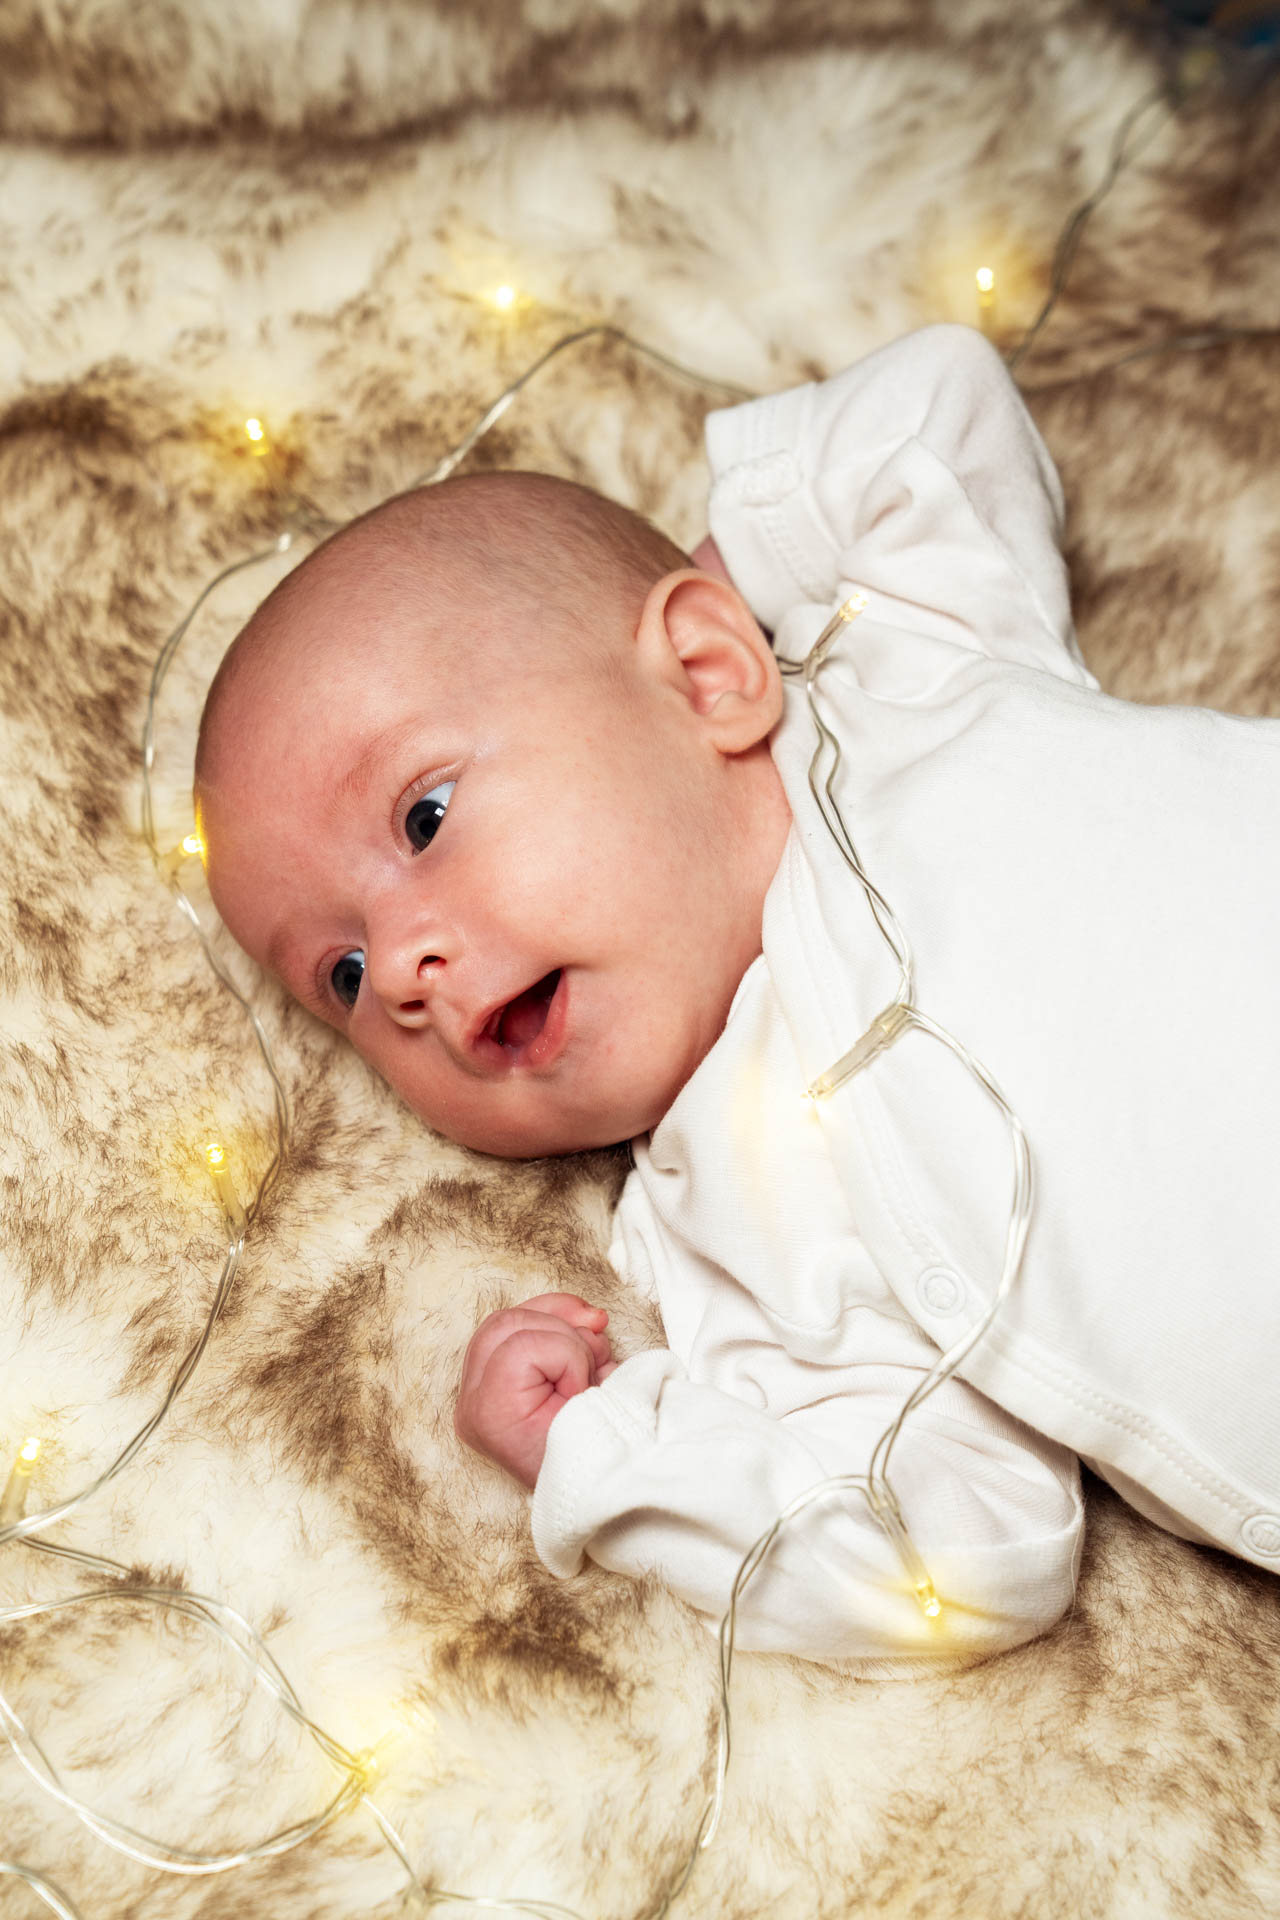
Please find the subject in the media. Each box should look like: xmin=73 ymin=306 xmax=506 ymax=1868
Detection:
xmin=0 ymin=1679 xmax=362 ymax=1876
xmin=777 ymin=609 xmax=1035 ymax=1498
xmin=1004 ymin=81 xmax=1176 ymax=375
xmin=1001 ymin=49 xmax=1255 ymax=378
xmin=785 ymin=604 xmax=915 ymax=1006
xmin=0 ymin=1862 xmax=82 ymax=1920
xmin=1060 ymin=323 xmax=1280 ymax=380
xmin=141 ymin=540 xmax=297 ymax=853
xmin=142 ymin=534 xmax=295 ymax=1171
xmin=0 ymin=1236 xmax=242 ymax=1551
xmin=10 ymin=79 xmax=1280 ymax=1910
xmin=0 ymin=1553 xmax=407 ymax=1879
xmin=408 ymin=320 xmax=753 ymax=488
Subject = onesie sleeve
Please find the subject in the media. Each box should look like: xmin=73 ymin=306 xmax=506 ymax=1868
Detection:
xmin=530 ymin=1341 xmax=1082 ymax=1664
xmin=705 ymin=323 xmax=1096 ymax=685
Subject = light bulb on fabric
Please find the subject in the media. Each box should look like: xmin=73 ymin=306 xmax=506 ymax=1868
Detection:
xmin=202 ymin=1143 xmax=246 ymax=1233
xmin=976 ymin=266 xmax=997 ymax=335
xmin=491 ymin=285 xmax=517 ymax=310
xmin=1 ymin=1435 xmax=42 ymax=1525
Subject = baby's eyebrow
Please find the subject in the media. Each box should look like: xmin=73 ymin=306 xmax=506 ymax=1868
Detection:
xmin=266 ymin=924 xmax=303 ymax=983
xmin=336 ymin=718 xmax=427 ymax=805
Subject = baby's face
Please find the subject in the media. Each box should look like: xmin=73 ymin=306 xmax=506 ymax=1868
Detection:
xmin=200 ymin=579 xmax=787 ymax=1157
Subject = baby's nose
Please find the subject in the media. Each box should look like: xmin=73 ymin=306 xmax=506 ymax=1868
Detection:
xmin=377 ymin=950 xmax=445 ymax=1029
xmin=365 ymin=910 xmax=458 ymax=1029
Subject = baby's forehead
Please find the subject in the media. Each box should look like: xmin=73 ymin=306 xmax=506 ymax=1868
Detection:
xmin=229 ymin=575 xmax=562 ymax=763
xmin=200 ymin=470 xmax=670 ymax=778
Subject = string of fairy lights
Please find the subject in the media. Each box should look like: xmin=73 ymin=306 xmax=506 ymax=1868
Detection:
xmin=4 ymin=43 xmax=1279 ymax=1920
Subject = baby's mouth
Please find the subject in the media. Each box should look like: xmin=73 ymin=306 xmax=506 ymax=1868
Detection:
xmin=484 ymin=970 xmax=562 ymax=1052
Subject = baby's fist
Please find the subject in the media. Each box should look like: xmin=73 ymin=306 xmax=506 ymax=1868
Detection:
xmin=454 ymin=1292 xmax=616 ymax=1490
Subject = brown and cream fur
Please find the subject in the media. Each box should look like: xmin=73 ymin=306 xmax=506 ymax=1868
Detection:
xmin=2 ymin=2 xmax=1280 ymax=1913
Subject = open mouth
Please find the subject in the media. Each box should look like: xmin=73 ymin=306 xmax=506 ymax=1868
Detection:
xmin=484 ymin=969 xmax=563 ymax=1053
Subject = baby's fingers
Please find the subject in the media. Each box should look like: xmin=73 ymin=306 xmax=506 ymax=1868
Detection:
xmin=461 ymin=1301 xmax=608 ymax=1389
xmin=519 ymin=1292 xmax=613 ymax=1370
xmin=491 ymin=1325 xmax=596 ymax=1414
xmin=522 ymin=1291 xmax=608 ymax=1329
xmin=458 ymin=1324 xmax=598 ymax=1489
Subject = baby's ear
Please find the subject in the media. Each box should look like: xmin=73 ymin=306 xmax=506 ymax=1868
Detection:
xmin=635 ymin=569 xmax=782 ymax=753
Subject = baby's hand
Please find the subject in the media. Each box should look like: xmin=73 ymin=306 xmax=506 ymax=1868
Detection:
xmin=454 ymin=1292 xmax=616 ymax=1490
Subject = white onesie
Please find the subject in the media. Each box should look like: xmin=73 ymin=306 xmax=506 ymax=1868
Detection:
xmin=530 ymin=325 xmax=1280 ymax=1664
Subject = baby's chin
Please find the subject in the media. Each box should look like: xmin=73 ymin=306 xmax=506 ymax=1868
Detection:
xmin=386 ymin=1006 xmax=710 ymax=1159
xmin=416 ymin=1103 xmax=644 ymax=1162
xmin=397 ymin=1076 xmax=669 ymax=1161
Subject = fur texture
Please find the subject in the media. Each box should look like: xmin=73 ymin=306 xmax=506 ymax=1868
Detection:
xmin=2 ymin=2 xmax=1279 ymax=1914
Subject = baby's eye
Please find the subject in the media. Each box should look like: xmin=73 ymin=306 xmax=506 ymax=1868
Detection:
xmin=404 ymin=781 xmax=455 ymax=853
xmin=330 ymin=949 xmax=365 ymax=1009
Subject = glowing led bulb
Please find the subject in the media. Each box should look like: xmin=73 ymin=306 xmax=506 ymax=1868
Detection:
xmin=491 ymin=284 xmax=517 ymax=311
xmin=915 ymin=1579 xmax=942 ymax=1620
xmin=975 ymin=266 xmax=995 ymax=295
xmin=806 ymin=1001 xmax=914 ymax=1102
xmin=163 ymin=828 xmax=207 ymax=879
xmin=244 ymin=417 xmax=265 ymax=441
xmin=1 ymin=1434 xmax=42 ymax=1526
xmin=202 ymin=1141 xmax=246 ymax=1234
xmin=975 ymin=266 xmax=997 ymax=336
xmin=243 ymin=416 xmax=271 ymax=458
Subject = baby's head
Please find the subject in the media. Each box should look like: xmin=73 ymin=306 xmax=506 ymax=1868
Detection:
xmin=196 ymin=471 xmax=790 ymax=1158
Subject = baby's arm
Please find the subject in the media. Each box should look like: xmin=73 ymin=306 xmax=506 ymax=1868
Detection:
xmin=456 ymin=1292 xmax=1080 ymax=1661
xmin=705 ymin=323 xmax=1096 ymax=684
xmin=528 ymin=1338 xmax=1081 ymax=1663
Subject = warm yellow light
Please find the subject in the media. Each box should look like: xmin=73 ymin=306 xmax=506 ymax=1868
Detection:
xmin=1 ymin=1436 xmax=42 ymax=1525
xmin=244 ymin=417 xmax=265 ymax=442
xmin=915 ymin=1578 xmax=942 ymax=1620
xmin=202 ymin=1141 xmax=247 ymax=1234
xmin=975 ymin=266 xmax=995 ymax=294
xmin=163 ymin=828 xmax=208 ymax=879
xmin=491 ymin=284 xmax=517 ymax=311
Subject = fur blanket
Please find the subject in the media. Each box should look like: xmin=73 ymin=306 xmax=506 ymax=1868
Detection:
xmin=2 ymin=2 xmax=1279 ymax=1914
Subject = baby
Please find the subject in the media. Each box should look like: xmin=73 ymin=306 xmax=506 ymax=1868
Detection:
xmin=197 ymin=325 xmax=1280 ymax=1664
